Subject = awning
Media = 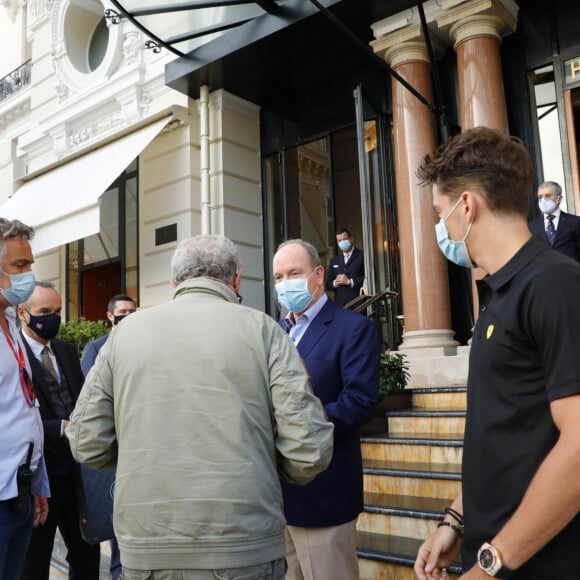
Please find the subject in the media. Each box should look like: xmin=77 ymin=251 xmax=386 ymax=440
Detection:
xmin=1 ymin=116 xmax=172 ymax=254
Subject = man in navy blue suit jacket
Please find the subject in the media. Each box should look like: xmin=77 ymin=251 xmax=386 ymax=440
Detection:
xmin=325 ymin=228 xmax=365 ymax=307
xmin=80 ymin=293 xmax=135 ymax=580
xmin=528 ymin=181 xmax=580 ymax=261
xmin=273 ymin=239 xmax=380 ymax=580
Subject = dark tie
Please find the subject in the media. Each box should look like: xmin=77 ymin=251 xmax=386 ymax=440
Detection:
xmin=280 ymin=318 xmax=293 ymax=334
xmin=546 ymin=215 xmax=556 ymax=246
xmin=41 ymin=346 xmax=58 ymax=381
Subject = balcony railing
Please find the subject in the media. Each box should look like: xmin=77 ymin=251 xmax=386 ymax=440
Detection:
xmin=0 ymin=60 xmax=31 ymax=103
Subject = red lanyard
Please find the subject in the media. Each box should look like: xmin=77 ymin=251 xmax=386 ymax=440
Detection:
xmin=4 ymin=331 xmax=35 ymax=406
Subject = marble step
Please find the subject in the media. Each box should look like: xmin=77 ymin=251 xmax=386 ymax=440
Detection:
xmin=361 ymin=432 xmax=463 ymax=465
xmin=388 ymin=410 xmax=466 ymax=437
xmin=358 ymin=492 xmax=451 ymax=540
xmin=363 ymin=459 xmax=461 ymax=499
xmin=410 ymin=386 xmax=467 ymax=411
xmin=357 ymin=531 xmax=461 ymax=579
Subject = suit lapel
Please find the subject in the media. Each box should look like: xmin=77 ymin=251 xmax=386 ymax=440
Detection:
xmin=553 ymin=211 xmax=566 ymax=245
xmin=297 ymin=300 xmax=334 ymax=359
xmin=21 ymin=333 xmax=57 ymax=416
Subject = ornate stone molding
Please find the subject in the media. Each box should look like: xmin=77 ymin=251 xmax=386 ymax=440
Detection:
xmin=51 ymin=0 xmax=124 ymax=98
xmin=2 ymin=0 xmax=22 ymax=21
xmin=436 ymin=0 xmax=518 ymax=47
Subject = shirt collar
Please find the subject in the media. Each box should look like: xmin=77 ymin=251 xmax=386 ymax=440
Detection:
xmin=285 ymin=293 xmax=328 ymax=326
xmin=21 ymin=330 xmax=50 ymax=358
xmin=478 ymin=236 xmax=549 ymax=292
xmin=544 ymin=208 xmax=561 ymax=220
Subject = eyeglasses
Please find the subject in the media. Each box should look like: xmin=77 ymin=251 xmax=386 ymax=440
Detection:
xmin=19 ymin=366 xmax=35 ymax=407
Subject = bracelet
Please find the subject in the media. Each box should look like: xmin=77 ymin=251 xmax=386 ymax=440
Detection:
xmin=438 ymin=520 xmax=463 ymax=537
xmin=444 ymin=507 xmax=464 ymax=527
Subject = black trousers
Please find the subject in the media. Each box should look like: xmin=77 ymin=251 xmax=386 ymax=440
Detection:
xmin=21 ymin=464 xmax=100 ymax=580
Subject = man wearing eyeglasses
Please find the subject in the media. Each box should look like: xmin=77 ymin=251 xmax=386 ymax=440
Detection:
xmin=18 ymin=281 xmax=100 ymax=580
xmin=0 ymin=218 xmax=50 ymax=580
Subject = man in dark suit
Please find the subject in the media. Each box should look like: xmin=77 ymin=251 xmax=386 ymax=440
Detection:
xmin=80 ymin=293 xmax=135 ymax=580
xmin=529 ymin=181 xmax=580 ymax=261
xmin=81 ymin=294 xmax=136 ymax=374
xmin=273 ymin=239 xmax=380 ymax=580
xmin=18 ymin=281 xmax=100 ymax=580
xmin=325 ymin=228 xmax=365 ymax=307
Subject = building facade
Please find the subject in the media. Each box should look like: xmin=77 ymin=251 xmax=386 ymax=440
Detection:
xmin=0 ymin=0 xmax=578 ymax=384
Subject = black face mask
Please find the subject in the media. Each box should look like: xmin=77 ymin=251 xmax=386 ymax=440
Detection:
xmin=113 ymin=314 xmax=129 ymax=326
xmin=26 ymin=312 xmax=61 ymax=340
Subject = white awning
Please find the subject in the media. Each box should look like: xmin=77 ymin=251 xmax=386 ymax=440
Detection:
xmin=1 ymin=116 xmax=171 ymax=254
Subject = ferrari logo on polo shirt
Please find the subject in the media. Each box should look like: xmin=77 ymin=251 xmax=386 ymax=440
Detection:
xmin=486 ymin=324 xmax=494 ymax=339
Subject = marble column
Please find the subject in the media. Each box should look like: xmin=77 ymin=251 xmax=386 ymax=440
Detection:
xmin=373 ymin=35 xmax=458 ymax=350
xmin=438 ymin=1 xmax=518 ymax=314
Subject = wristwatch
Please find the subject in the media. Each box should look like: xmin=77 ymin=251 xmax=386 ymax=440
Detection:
xmin=477 ymin=542 xmax=514 ymax=578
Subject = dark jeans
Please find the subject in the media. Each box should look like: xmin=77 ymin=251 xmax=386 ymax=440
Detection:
xmin=21 ymin=470 xmax=100 ymax=580
xmin=0 ymin=495 xmax=34 ymax=580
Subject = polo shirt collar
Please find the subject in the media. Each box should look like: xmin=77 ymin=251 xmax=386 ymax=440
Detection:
xmin=478 ymin=236 xmax=549 ymax=292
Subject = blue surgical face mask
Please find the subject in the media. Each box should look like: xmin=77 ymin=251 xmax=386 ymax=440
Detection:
xmin=275 ymin=271 xmax=315 ymax=313
xmin=338 ymin=239 xmax=352 ymax=252
xmin=1 ymin=270 xmax=36 ymax=305
xmin=435 ymin=197 xmax=474 ymax=269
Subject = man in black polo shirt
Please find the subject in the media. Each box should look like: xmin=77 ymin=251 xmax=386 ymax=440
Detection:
xmin=414 ymin=127 xmax=580 ymax=579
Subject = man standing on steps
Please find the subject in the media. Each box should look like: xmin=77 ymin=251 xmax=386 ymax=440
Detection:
xmin=273 ymin=239 xmax=380 ymax=580
xmin=414 ymin=127 xmax=580 ymax=579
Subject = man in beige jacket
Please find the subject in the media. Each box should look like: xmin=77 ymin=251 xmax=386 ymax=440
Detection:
xmin=67 ymin=234 xmax=333 ymax=580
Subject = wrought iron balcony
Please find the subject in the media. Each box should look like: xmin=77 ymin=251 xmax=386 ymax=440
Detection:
xmin=0 ymin=60 xmax=31 ymax=103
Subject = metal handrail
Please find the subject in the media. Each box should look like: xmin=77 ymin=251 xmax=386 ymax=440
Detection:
xmin=0 ymin=60 xmax=31 ymax=103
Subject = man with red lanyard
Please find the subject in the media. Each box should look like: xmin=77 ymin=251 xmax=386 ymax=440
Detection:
xmin=0 ymin=218 xmax=50 ymax=580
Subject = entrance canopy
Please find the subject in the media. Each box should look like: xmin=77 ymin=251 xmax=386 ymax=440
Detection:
xmin=108 ymin=0 xmax=393 ymax=133
xmin=1 ymin=116 xmax=171 ymax=254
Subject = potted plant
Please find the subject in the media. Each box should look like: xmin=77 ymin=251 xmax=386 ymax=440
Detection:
xmin=361 ymin=350 xmax=411 ymax=435
xmin=377 ymin=350 xmax=411 ymax=412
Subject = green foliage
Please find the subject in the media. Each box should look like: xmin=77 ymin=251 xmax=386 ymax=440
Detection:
xmin=379 ymin=350 xmax=410 ymax=398
xmin=56 ymin=317 xmax=109 ymax=359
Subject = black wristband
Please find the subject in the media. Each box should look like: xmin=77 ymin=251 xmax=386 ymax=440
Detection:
xmin=438 ymin=520 xmax=463 ymax=537
xmin=444 ymin=507 xmax=464 ymax=527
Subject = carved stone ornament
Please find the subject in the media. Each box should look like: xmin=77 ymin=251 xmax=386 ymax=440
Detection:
xmin=51 ymin=0 xmax=123 ymax=98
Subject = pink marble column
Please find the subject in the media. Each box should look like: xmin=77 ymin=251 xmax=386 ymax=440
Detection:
xmin=386 ymin=43 xmax=458 ymax=350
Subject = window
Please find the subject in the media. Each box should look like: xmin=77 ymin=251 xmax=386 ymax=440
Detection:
xmin=67 ymin=161 xmax=138 ymax=321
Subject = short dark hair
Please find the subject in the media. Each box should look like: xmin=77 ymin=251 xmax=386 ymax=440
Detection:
xmin=417 ymin=126 xmax=535 ymax=218
xmin=336 ymin=228 xmax=351 ymax=237
xmin=107 ymin=294 xmax=135 ymax=313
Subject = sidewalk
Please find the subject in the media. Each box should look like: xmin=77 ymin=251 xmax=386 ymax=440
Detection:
xmin=49 ymin=530 xmax=112 ymax=579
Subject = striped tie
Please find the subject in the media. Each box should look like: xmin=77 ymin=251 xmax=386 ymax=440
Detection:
xmin=546 ymin=215 xmax=556 ymax=246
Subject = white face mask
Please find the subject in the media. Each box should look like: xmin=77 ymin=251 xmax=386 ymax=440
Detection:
xmin=538 ymin=198 xmax=558 ymax=215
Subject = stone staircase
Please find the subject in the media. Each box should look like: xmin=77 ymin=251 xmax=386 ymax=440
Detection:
xmin=356 ymin=386 xmax=467 ymax=579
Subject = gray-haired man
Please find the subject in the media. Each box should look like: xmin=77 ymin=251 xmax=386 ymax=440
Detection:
xmin=67 ymin=234 xmax=333 ymax=580
xmin=0 ymin=218 xmax=50 ymax=579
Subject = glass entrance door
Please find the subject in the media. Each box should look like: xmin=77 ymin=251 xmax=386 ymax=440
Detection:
xmin=264 ymin=109 xmax=402 ymax=348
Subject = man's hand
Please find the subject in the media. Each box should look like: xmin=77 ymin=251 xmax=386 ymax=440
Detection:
xmin=33 ymin=495 xmax=49 ymax=527
xmin=414 ymin=525 xmax=461 ymax=579
xmin=335 ymin=274 xmax=350 ymax=286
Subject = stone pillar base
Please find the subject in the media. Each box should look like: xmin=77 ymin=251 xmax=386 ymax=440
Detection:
xmin=403 ymin=344 xmax=471 ymax=389
xmin=399 ymin=329 xmax=459 ymax=351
